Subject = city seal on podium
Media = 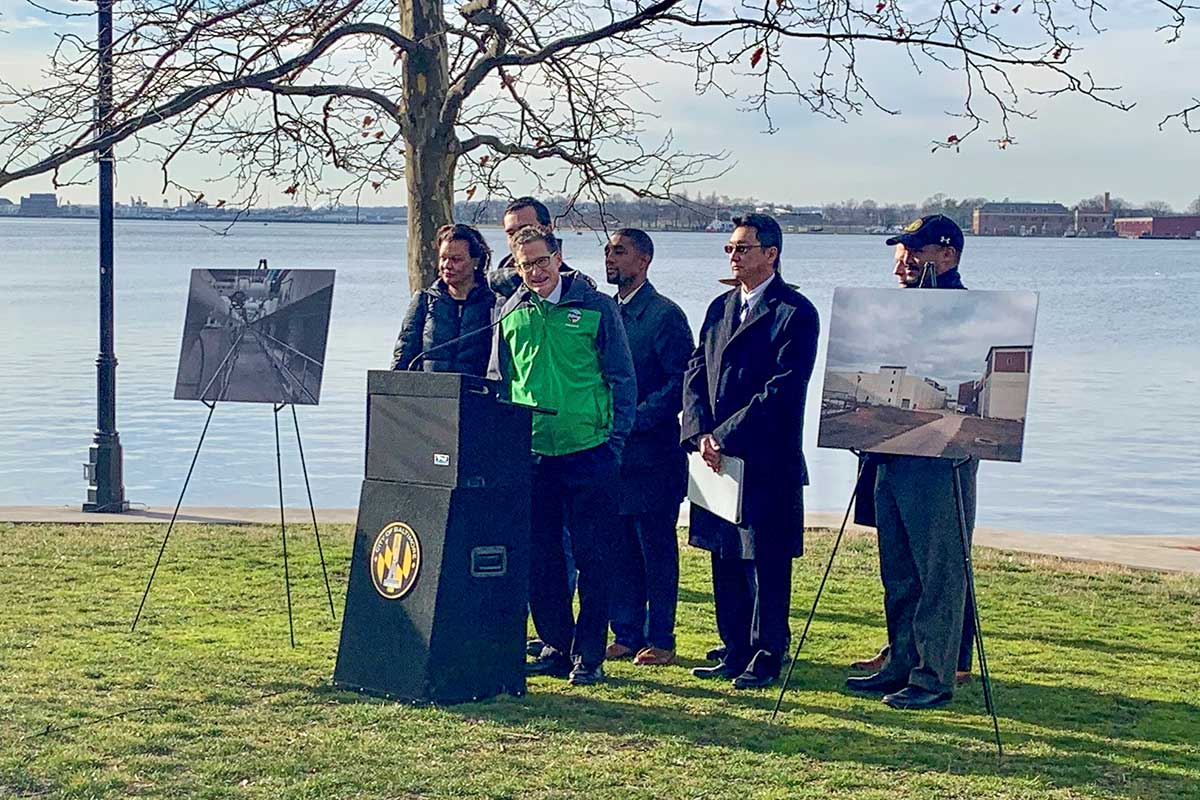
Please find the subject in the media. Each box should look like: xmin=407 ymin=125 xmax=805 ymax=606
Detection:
xmin=370 ymin=521 xmax=422 ymax=599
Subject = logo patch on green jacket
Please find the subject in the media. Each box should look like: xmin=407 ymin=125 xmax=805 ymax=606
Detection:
xmin=565 ymin=309 xmax=583 ymax=327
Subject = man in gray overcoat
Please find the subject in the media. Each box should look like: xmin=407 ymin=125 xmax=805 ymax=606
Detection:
xmin=681 ymin=213 xmax=820 ymax=689
xmin=604 ymin=229 xmax=694 ymax=666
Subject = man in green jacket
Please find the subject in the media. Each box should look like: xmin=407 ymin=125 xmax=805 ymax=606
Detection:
xmin=488 ymin=225 xmax=637 ymax=686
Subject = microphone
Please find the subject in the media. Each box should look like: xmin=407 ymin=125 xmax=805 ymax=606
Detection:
xmin=406 ymin=289 xmax=533 ymax=371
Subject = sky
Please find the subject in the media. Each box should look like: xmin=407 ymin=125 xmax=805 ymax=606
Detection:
xmin=825 ymin=287 xmax=1040 ymax=391
xmin=1 ymin=1 xmax=1198 ymax=210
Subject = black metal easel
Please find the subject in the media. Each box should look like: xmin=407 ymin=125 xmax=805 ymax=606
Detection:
xmin=952 ymin=457 xmax=1003 ymax=757
xmin=770 ymin=453 xmax=1004 ymax=758
xmin=130 ymin=400 xmax=336 ymax=646
xmin=771 ymin=455 xmax=865 ymax=721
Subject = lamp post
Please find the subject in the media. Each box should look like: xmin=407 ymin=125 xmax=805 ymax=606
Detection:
xmin=83 ymin=0 xmax=128 ymax=512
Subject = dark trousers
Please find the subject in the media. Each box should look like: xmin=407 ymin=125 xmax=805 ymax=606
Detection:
xmin=875 ymin=468 xmax=968 ymax=694
xmin=711 ymin=552 xmax=792 ymax=671
xmin=528 ymin=444 xmax=618 ymax=668
xmin=609 ymin=506 xmax=680 ymax=651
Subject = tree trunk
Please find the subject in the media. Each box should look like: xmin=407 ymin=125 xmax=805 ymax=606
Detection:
xmin=401 ymin=1 xmax=455 ymax=294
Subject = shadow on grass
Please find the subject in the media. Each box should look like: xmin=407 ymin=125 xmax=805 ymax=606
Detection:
xmin=314 ymin=656 xmax=1199 ymax=797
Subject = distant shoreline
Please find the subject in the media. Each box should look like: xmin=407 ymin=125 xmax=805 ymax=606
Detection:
xmin=4 ymin=214 xmax=1198 ymax=239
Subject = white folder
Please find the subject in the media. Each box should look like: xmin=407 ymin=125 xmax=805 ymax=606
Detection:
xmin=686 ymin=452 xmax=745 ymax=525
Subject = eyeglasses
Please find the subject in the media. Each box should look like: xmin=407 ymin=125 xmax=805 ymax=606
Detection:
xmin=724 ymin=243 xmax=765 ymax=255
xmin=514 ymin=255 xmax=555 ymax=272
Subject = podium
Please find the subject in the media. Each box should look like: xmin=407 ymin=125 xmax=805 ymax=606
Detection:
xmin=333 ymin=371 xmax=531 ymax=703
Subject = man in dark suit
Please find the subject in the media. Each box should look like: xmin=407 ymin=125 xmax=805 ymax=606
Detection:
xmin=682 ymin=213 xmax=820 ymax=689
xmin=603 ymin=229 xmax=694 ymax=667
xmin=845 ymin=214 xmax=979 ymax=710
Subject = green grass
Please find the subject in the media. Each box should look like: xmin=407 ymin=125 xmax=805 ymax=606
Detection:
xmin=1 ymin=522 xmax=1197 ymax=799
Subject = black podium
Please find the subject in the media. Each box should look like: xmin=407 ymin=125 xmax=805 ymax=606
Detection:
xmin=333 ymin=371 xmax=531 ymax=703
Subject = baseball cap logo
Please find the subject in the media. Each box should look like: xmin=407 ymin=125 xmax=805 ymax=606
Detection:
xmin=904 ymin=218 xmax=924 ymax=232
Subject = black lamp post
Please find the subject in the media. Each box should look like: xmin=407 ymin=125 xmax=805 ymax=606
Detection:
xmin=83 ymin=0 xmax=128 ymax=512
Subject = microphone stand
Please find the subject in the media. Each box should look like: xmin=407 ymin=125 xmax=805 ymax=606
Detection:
xmin=406 ymin=290 xmax=533 ymax=372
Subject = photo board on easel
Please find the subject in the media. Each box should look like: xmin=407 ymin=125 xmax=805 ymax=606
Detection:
xmin=174 ymin=268 xmax=335 ymax=405
xmin=818 ymin=287 xmax=1039 ymax=463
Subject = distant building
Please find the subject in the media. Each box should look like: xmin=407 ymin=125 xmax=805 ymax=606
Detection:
xmin=979 ymin=346 xmax=1031 ymax=421
xmin=1070 ymin=191 xmax=1116 ymax=236
xmin=1113 ymin=215 xmax=1200 ymax=239
xmin=774 ymin=210 xmax=824 ymax=232
xmin=0 ymin=197 xmax=16 ymax=217
xmin=826 ymin=366 xmax=949 ymax=412
xmin=972 ymin=202 xmax=1072 ymax=236
xmin=956 ymin=380 xmax=981 ymax=415
xmin=19 ymin=193 xmax=59 ymax=216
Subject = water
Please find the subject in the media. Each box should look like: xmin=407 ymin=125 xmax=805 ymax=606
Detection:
xmin=2 ymin=218 xmax=1198 ymax=535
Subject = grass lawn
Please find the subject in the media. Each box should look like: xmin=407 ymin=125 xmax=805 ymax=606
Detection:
xmin=2 ymin=522 xmax=1198 ymax=799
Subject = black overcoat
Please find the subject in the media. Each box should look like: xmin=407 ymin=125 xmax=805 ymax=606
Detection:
xmin=616 ymin=281 xmax=694 ymax=515
xmin=681 ymin=276 xmax=820 ymax=559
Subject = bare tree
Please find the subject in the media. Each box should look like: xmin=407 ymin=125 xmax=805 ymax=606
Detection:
xmin=1 ymin=1 xmax=1196 ymax=288
xmin=1143 ymin=200 xmax=1175 ymax=215
xmin=1188 ymin=196 xmax=1200 ymax=215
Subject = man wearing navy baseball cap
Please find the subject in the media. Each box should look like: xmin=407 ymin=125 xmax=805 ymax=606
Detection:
xmin=884 ymin=214 xmax=966 ymax=289
xmin=845 ymin=212 xmax=979 ymax=710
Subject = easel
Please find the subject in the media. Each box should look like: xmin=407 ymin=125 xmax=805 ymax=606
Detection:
xmin=772 ymin=260 xmax=1005 ymax=758
xmin=130 ymin=262 xmax=336 ymax=646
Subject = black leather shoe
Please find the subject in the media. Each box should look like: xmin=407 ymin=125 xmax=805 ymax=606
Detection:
xmin=846 ymin=671 xmax=908 ymax=694
xmin=692 ymin=659 xmax=746 ymax=680
xmin=526 ymin=650 xmax=572 ymax=678
xmin=568 ymin=661 xmax=605 ymax=686
xmin=526 ymin=638 xmax=546 ymax=657
xmin=705 ymin=644 xmax=726 ymax=662
xmin=882 ymin=685 xmax=953 ymax=710
xmin=731 ymin=650 xmax=781 ymax=689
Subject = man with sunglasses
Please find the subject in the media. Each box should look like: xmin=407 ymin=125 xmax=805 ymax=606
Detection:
xmin=488 ymin=225 xmax=636 ymax=687
xmin=682 ymin=213 xmax=820 ymax=689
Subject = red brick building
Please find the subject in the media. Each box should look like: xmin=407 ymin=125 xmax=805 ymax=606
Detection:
xmin=1114 ymin=215 xmax=1200 ymax=239
xmin=972 ymin=202 xmax=1072 ymax=236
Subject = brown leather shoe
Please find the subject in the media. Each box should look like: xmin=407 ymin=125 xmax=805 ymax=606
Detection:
xmin=955 ymin=670 xmax=973 ymax=686
xmin=633 ymin=647 xmax=676 ymax=666
xmin=850 ymin=644 xmax=890 ymax=672
xmin=605 ymin=642 xmax=637 ymax=660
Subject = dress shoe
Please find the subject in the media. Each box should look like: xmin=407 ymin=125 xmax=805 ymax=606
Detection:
xmin=845 ymin=671 xmax=908 ymax=695
xmin=705 ymin=644 xmax=727 ymax=662
xmin=633 ymin=646 xmax=676 ymax=666
xmin=731 ymin=650 xmax=781 ymax=689
xmin=525 ymin=649 xmax=572 ymax=678
xmin=849 ymin=644 xmax=890 ymax=672
xmin=691 ymin=659 xmax=746 ymax=680
xmin=605 ymin=642 xmax=637 ymax=660
xmin=882 ymin=685 xmax=953 ymax=710
xmin=955 ymin=670 xmax=973 ymax=686
xmin=526 ymin=638 xmax=546 ymax=657
xmin=568 ymin=661 xmax=605 ymax=686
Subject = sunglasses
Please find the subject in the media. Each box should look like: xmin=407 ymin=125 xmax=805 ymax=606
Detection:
xmin=724 ymin=243 xmax=765 ymax=255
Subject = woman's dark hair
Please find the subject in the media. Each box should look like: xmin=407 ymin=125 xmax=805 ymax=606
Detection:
xmin=437 ymin=223 xmax=492 ymax=279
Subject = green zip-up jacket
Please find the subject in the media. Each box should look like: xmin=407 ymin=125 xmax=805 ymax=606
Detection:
xmin=488 ymin=272 xmax=637 ymax=457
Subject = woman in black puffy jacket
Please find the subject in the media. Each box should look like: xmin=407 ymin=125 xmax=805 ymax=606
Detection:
xmin=391 ymin=224 xmax=499 ymax=376
xmin=391 ymin=224 xmax=497 ymax=375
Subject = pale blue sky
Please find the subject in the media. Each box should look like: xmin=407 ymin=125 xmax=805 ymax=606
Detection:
xmin=1 ymin=1 xmax=1197 ymax=209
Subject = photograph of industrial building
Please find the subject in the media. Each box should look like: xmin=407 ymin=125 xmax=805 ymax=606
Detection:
xmin=174 ymin=269 xmax=335 ymax=404
xmin=818 ymin=287 xmax=1038 ymax=462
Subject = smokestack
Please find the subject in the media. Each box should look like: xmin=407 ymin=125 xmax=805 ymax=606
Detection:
xmin=1103 ymin=192 xmax=1111 ymax=213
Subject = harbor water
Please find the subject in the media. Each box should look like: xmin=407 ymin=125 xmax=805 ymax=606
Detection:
xmin=2 ymin=218 xmax=1198 ymax=535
